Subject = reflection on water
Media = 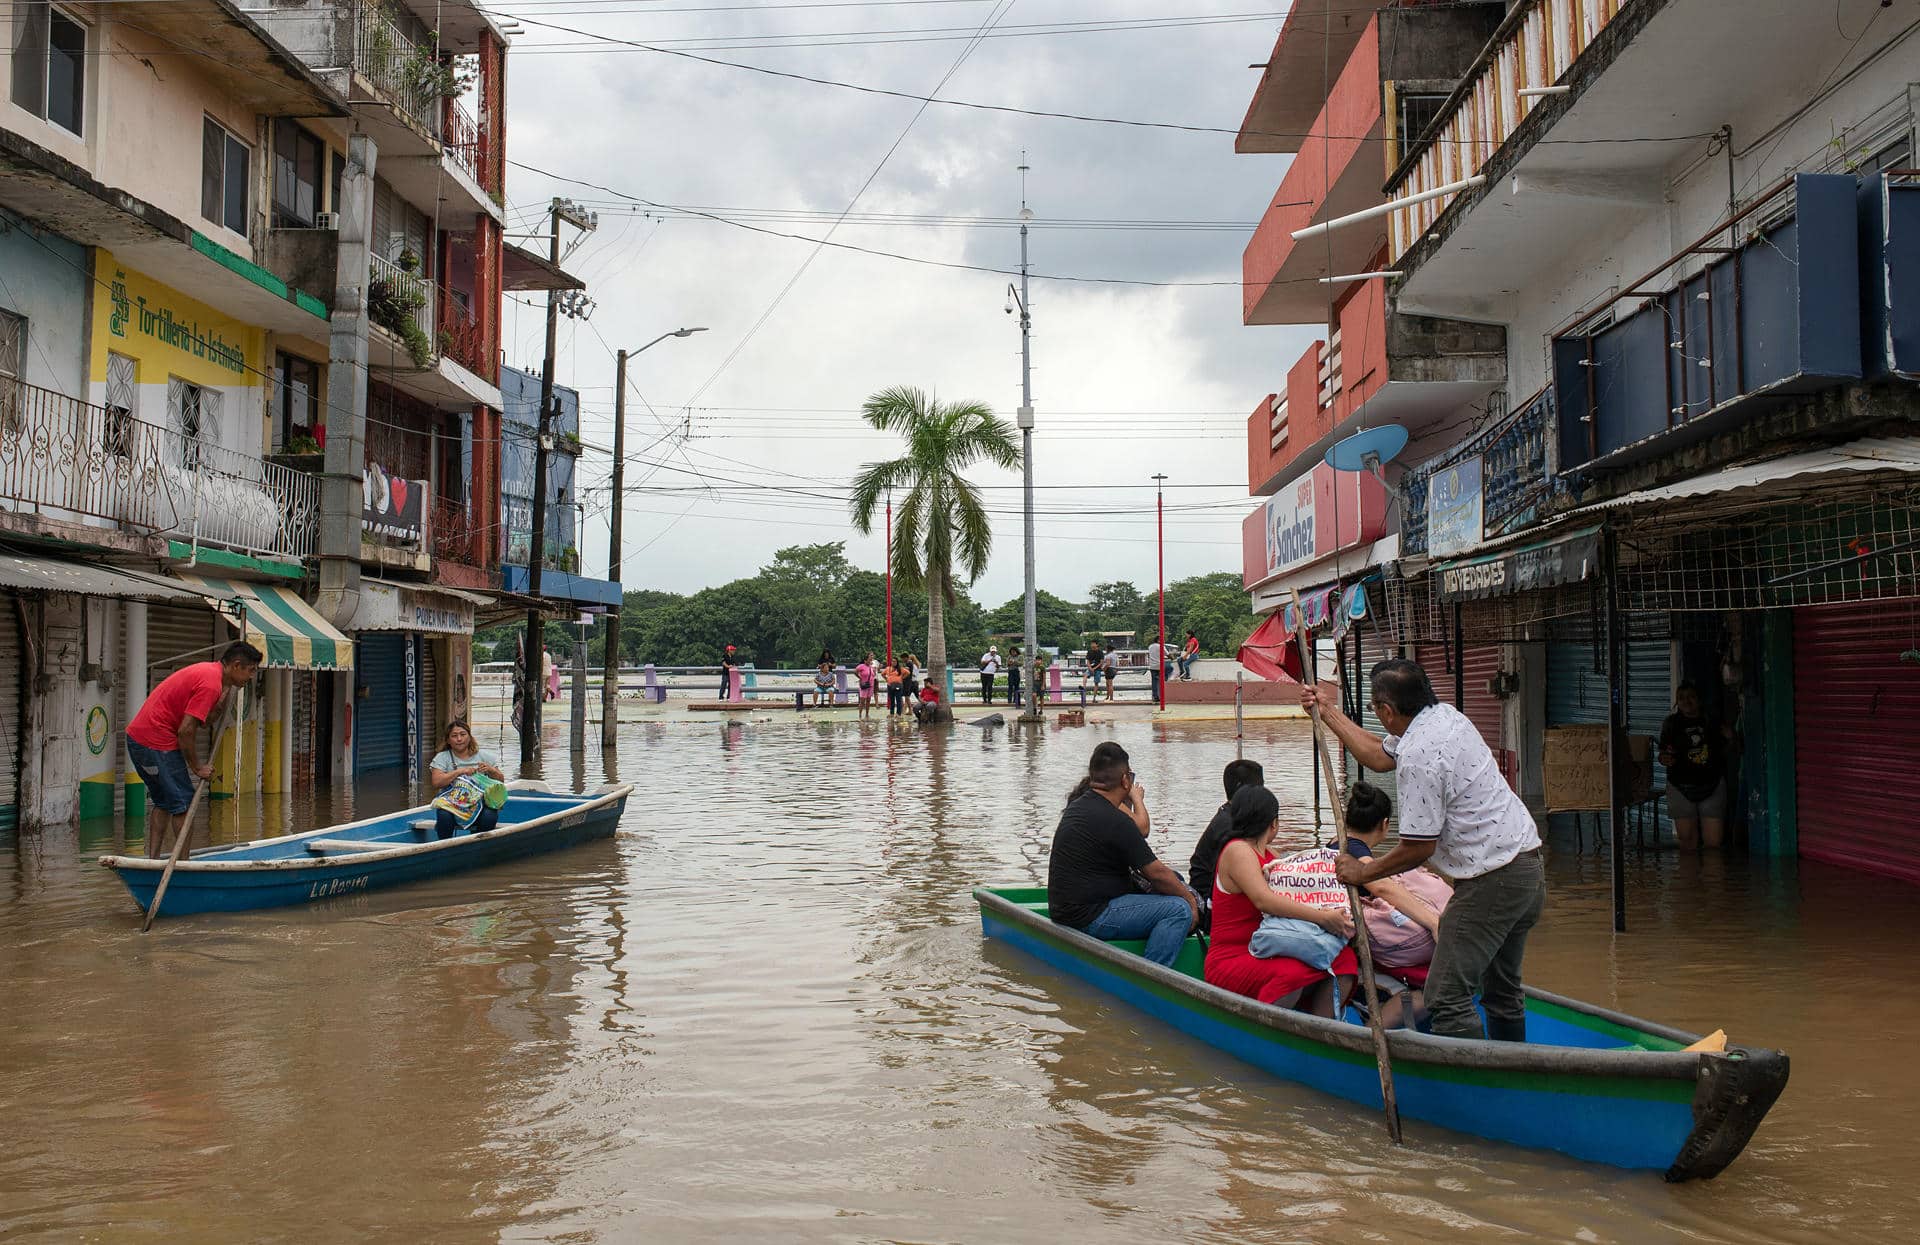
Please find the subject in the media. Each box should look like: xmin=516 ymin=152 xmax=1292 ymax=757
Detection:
xmin=0 ymin=716 xmax=1912 ymax=1242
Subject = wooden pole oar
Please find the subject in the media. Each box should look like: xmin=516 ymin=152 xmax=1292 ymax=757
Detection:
xmin=1289 ymin=588 xmax=1403 ymax=1145
xmin=141 ymin=704 xmax=232 ymax=933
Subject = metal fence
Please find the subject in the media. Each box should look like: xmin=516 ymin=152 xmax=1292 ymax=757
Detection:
xmin=0 ymin=375 xmax=172 ymax=530
xmin=352 ymin=0 xmax=440 ymax=135
xmin=160 ymin=434 xmax=320 ymax=562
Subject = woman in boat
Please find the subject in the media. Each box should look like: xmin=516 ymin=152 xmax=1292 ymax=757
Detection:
xmin=1206 ymin=785 xmax=1357 ymax=1014
xmin=429 ymin=720 xmax=506 ymax=840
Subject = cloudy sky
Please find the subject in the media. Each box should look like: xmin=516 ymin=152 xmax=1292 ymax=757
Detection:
xmin=490 ymin=0 xmax=1318 ymax=605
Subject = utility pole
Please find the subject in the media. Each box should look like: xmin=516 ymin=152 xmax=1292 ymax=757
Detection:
xmin=521 ymin=198 xmax=597 ymax=764
xmin=1012 ymin=156 xmax=1039 ymax=722
xmin=602 ymin=348 xmax=630 ymax=750
xmin=599 ymin=327 xmax=705 ymax=750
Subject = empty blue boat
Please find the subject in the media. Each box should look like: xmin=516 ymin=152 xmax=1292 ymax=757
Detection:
xmin=100 ymin=780 xmax=632 ymax=918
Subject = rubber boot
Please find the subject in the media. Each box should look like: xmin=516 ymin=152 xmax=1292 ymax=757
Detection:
xmin=1485 ymin=1014 xmax=1529 ymax=1043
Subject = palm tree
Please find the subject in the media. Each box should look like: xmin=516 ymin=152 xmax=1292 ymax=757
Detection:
xmin=850 ymin=385 xmax=1020 ymax=722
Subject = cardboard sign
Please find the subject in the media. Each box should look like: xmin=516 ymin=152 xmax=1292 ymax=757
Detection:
xmin=1543 ymin=724 xmax=1610 ymax=812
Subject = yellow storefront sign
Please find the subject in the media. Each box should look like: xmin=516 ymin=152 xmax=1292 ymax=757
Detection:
xmin=91 ymin=250 xmax=265 ymax=388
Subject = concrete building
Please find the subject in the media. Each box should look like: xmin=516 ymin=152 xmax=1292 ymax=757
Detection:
xmin=0 ymin=0 xmax=568 ymax=829
xmin=1233 ymin=0 xmax=1920 ymax=892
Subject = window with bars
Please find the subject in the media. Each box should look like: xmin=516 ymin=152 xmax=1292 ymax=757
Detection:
xmin=10 ymin=2 xmax=86 ymax=136
xmin=1396 ymin=92 xmax=1450 ymax=163
xmin=201 ymin=117 xmax=251 ymax=235
xmin=167 ymin=377 xmax=216 ymax=470
xmin=104 ymin=351 xmax=136 ymax=459
xmin=0 ymin=308 xmax=23 ymax=432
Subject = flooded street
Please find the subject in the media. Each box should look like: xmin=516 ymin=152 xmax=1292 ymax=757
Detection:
xmin=1 ymin=718 xmax=1913 ymax=1243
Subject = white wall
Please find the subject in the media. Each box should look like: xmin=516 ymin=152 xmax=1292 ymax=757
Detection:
xmin=1499 ymin=26 xmax=1920 ymax=399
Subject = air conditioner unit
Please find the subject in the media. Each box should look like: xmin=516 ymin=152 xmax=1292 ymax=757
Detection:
xmin=314 ymin=212 xmax=340 ymax=230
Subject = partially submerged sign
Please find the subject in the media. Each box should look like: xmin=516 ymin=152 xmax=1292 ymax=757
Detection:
xmin=1544 ymin=724 xmax=1610 ymax=812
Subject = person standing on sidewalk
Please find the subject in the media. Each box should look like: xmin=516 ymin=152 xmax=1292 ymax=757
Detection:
xmin=719 ymin=644 xmax=739 ymax=700
xmin=979 ymin=645 xmax=1000 ymax=705
xmin=1302 ymin=658 xmax=1545 ymax=1043
xmin=1007 ymin=646 xmax=1023 ymax=708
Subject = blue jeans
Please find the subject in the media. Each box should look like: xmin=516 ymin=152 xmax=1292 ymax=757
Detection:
xmin=1084 ymin=892 xmax=1194 ymax=967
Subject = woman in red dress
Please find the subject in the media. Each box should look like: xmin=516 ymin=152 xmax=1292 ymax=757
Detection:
xmin=1205 ymin=785 xmax=1358 ymax=1014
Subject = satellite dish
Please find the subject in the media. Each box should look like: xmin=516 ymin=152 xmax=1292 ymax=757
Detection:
xmin=1325 ymin=424 xmax=1408 ymax=472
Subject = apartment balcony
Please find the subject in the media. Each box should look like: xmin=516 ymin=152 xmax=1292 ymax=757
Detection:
xmin=1236 ymin=1 xmax=1392 ymax=155
xmin=1241 ymin=19 xmax=1385 ymax=326
xmin=0 ymin=376 xmax=316 ymax=562
xmin=366 ymin=252 xmax=502 ymax=412
xmin=1247 ymin=278 xmax=1506 ymax=495
xmin=339 ymin=2 xmax=499 ymax=225
xmin=1388 ymin=0 xmax=1876 ymax=317
xmin=1553 ymin=175 xmax=1863 ymax=473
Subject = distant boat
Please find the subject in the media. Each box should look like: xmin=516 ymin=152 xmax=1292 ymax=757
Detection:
xmin=975 ymin=886 xmax=1787 ymax=1180
xmin=101 ymin=781 xmax=631 ymax=918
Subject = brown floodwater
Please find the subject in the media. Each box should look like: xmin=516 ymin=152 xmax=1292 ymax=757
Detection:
xmin=0 ymin=716 xmax=1913 ymax=1243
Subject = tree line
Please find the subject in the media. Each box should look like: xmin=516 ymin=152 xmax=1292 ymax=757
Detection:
xmin=477 ymin=541 xmax=1258 ymax=671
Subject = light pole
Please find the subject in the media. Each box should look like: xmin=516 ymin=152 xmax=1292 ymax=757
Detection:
xmin=1008 ymin=159 xmax=1038 ymax=720
xmin=1154 ymin=472 xmax=1168 ymax=710
xmin=602 ymin=326 xmax=707 ymax=749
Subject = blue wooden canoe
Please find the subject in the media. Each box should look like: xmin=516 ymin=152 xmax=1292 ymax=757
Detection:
xmin=976 ymin=886 xmax=1787 ymax=1181
xmin=100 ymin=780 xmax=631 ymax=918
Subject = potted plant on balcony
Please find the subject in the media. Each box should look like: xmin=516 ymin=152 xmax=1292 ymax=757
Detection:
xmin=368 ymin=249 xmax=435 ymax=369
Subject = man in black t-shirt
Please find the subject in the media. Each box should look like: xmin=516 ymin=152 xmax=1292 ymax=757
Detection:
xmin=1659 ymin=681 xmax=1730 ymax=851
xmin=1185 ymin=758 xmax=1266 ymax=930
xmin=1047 ymin=743 xmax=1198 ymax=967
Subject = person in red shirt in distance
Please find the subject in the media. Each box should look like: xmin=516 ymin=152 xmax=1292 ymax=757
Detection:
xmin=126 ymin=641 xmax=261 ymax=856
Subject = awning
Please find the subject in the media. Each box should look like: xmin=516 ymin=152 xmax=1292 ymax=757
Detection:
xmin=503 ymin=242 xmax=585 ymax=292
xmin=1432 ymin=525 xmax=1603 ymax=602
xmin=1237 ymin=611 xmax=1305 ymax=683
xmin=171 ymin=573 xmax=353 ymax=670
xmin=0 ymin=554 xmax=197 ymax=602
xmin=1570 ymin=436 xmax=1920 ymax=520
xmin=1248 ymin=533 xmax=1400 ymax=613
xmin=353 ymin=578 xmax=484 ymax=634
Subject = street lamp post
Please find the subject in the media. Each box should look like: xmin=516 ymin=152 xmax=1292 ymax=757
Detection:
xmin=1008 ymin=163 xmax=1038 ymax=720
xmin=602 ymin=326 xmax=707 ymax=749
xmin=1154 ymin=472 xmax=1168 ymax=711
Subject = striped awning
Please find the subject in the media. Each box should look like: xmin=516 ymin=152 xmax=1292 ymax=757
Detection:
xmin=171 ymin=573 xmax=353 ymax=670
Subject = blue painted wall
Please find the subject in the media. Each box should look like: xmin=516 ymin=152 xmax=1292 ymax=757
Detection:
xmin=0 ymin=211 xmax=89 ymax=396
xmin=498 ymin=364 xmax=580 ymax=559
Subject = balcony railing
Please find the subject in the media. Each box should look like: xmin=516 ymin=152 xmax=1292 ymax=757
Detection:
xmin=1401 ymin=387 xmax=1552 ymax=558
xmin=1552 ymin=174 xmax=1864 ymax=470
xmin=0 ymin=376 xmax=317 ymax=560
xmin=437 ymin=290 xmax=489 ymax=380
xmin=353 ymin=0 xmax=440 ymax=135
xmin=0 ymin=376 xmax=172 ymax=531
xmin=442 ymin=96 xmax=485 ymax=185
xmin=369 ymin=251 xmax=434 ymax=360
xmin=431 ymin=494 xmax=472 ymax=566
xmin=162 ymin=435 xmax=321 ymax=562
xmin=1388 ymin=0 xmax=1633 ymax=261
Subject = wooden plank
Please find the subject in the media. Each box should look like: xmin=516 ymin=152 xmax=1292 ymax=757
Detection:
xmin=304 ymin=838 xmax=411 ymax=854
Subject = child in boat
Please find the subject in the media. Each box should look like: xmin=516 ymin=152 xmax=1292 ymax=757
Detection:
xmin=1340 ymin=782 xmax=1452 ymax=1029
xmin=429 ymin=720 xmax=506 ymax=839
xmin=1205 ymin=785 xmax=1357 ymax=1014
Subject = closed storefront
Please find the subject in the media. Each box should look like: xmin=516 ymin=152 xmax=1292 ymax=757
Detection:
xmin=355 ymin=632 xmax=408 ymax=774
xmin=419 ymin=638 xmax=441 ymax=763
xmin=145 ymin=602 xmax=222 ymax=770
xmin=0 ymin=594 xmax=21 ymax=829
xmin=1416 ymin=641 xmax=1511 ymax=787
xmin=1548 ymin=636 xmax=1674 ymax=839
xmin=1794 ymin=603 xmax=1920 ymax=884
xmin=352 ymin=580 xmax=481 ymax=777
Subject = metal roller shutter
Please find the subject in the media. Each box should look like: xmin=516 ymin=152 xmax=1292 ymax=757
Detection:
xmin=1795 ymin=603 xmax=1920 ymax=883
xmin=1548 ymin=637 xmax=1673 ymax=838
xmin=1347 ymin=645 xmax=1397 ymax=813
xmin=146 ymin=603 xmax=222 ymax=762
xmin=0 ymin=595 xmax=21 ymax=829
xmin=355 ymin=633 xmax=407 ymax=773
xmin=419 ymin=639 xmax=440 ymax=773
xmin=1459 ymin=646 xmax=1510 ymax=786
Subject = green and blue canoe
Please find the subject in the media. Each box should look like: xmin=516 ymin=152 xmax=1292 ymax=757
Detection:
xmin=975 ymin=886 xmax=1787 ymax=1180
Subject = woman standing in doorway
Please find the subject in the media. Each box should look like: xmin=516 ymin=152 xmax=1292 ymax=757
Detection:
xmin=1660 ymin=681 xmax=1732 ymax=850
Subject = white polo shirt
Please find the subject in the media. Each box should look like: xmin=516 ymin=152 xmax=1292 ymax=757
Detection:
xmin=1382 ymin=702 xmax=1540 ymax=879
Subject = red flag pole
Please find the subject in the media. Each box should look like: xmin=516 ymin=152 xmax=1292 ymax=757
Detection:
xmin=885 ymin=491 xmax=894 ymax=670
xmin=1153 ymin=473 xmax=1167 ymax=710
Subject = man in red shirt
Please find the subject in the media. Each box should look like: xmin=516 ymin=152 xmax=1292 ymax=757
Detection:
xmin=127 ymin=641 xmax=262 ymax=855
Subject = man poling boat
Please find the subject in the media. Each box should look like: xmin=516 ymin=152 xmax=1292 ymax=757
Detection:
xmin=1302 ymin=658 xmax=1547 ymax=1044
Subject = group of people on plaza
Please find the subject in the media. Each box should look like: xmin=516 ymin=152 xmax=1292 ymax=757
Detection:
xmin=1046 ymin=657 xmax=1546 ymax=1040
